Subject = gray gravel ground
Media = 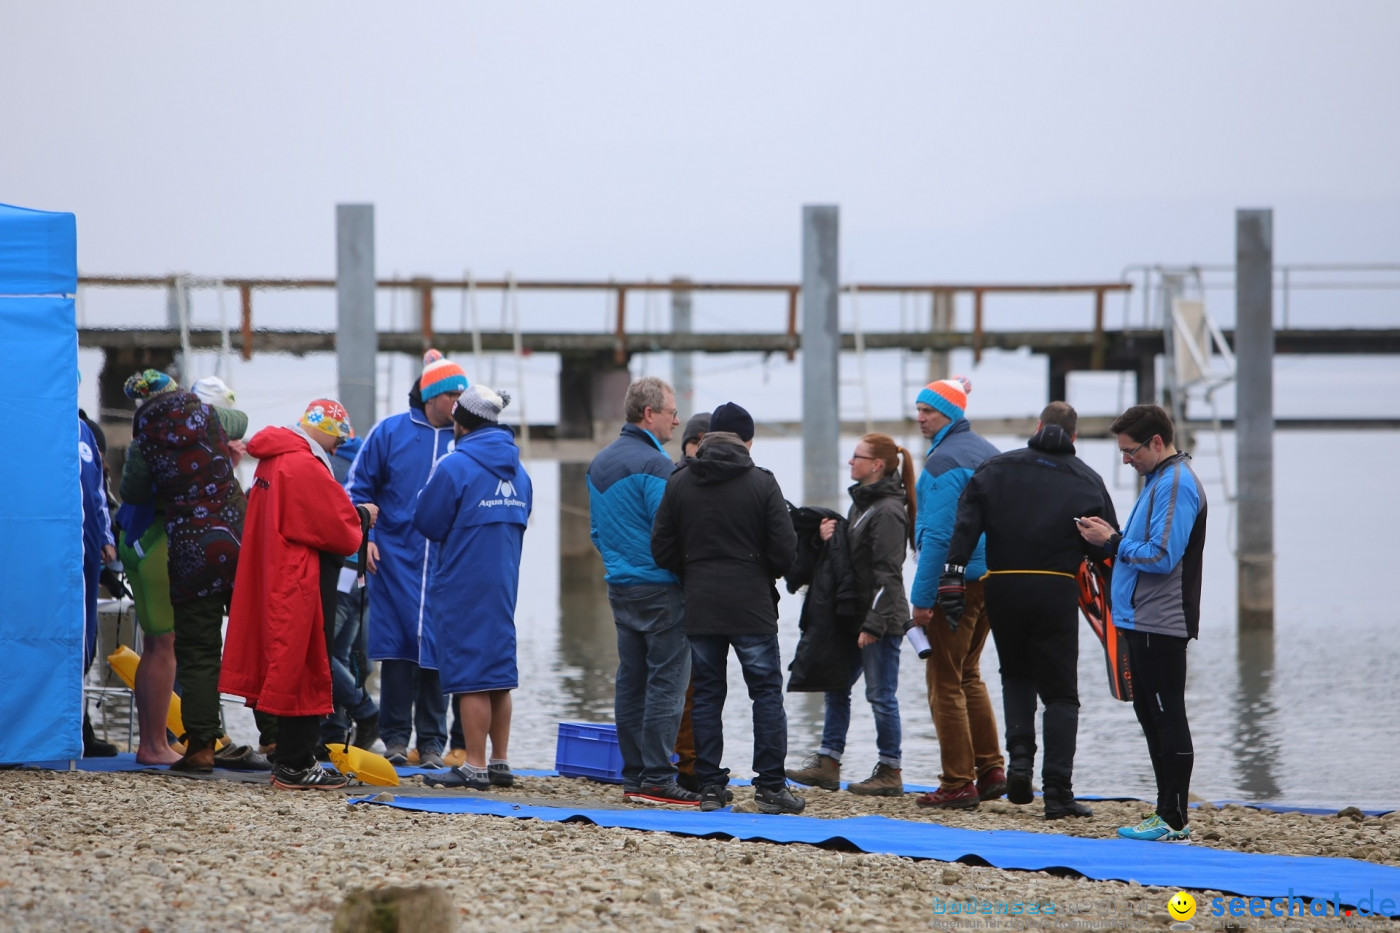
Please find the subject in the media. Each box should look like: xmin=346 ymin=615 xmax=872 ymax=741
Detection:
xmin=1 ymin=769 xmax=1396 ymax=932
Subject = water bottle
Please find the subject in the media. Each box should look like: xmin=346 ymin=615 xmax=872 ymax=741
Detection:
xmin=905 ymin=624 xmax=932 ymax=659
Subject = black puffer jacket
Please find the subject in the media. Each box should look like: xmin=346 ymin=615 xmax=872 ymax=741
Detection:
xmin=651 ymin=432 xmax=798 ymax=636
xmin=948 ymin=424 xmax=1118 ymax=575
xmin=846 ymin=474 xmax=912 ymax=639
xmin=784 ymin=505 xmax=859 ymax=692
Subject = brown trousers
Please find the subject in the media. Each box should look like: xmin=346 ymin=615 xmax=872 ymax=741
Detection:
xmin=924 ymin=581 xmax=1004 ymax=789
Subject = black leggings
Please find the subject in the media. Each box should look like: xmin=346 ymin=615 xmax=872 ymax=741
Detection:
xmin=275 ymin=716 xmax=322 ymax=770
xmin=1125 ymin=629 xmax=1194 ymax=829
xmin=986 ymin=576 xmax=1080 ymax=793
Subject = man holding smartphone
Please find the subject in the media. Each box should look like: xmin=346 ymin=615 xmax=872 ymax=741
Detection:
xmin=940 ymin=402 xmax=1117 ymax=819
xmin=1078 ymin=404 xmax=1206 ymax=843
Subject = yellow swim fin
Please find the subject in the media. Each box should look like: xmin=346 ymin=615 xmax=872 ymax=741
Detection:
xmin=327 ymin=743 xmax=400 ymax=786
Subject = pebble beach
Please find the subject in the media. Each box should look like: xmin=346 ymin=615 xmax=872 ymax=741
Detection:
xmin=2 ymin=768 xmax=1396 ymax=932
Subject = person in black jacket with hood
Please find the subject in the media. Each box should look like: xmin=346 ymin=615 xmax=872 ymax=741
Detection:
xmin=939 ymin=402 xmax=1118 ymax=820
xmin=651 ymin=402 xmax=803 ymax=814
xmin=789 ymin=433 xmax=916 ymax=797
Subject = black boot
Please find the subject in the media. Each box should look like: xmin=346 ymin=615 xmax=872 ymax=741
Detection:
xmin=1005 ymin=735 xmax=1037 ymax=805
xmin=1043 ymin=786 xmax=1093 ymax=820
xmin=82 ymin=710 xmax=118 ymax=758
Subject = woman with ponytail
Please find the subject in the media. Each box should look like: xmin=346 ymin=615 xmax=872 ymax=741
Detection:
xmin=789 ymin=433 xmax=916 ymax=796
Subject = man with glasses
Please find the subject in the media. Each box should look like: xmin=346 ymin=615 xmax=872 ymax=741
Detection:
xmin=587 ymin=377 xmax=697 ymax=806
xmin=1079 ymin=404 xmax=1206 ymax=842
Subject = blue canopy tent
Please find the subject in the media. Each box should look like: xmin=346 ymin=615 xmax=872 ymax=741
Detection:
xmin=0 ymin=202 xmax=83 ymax=762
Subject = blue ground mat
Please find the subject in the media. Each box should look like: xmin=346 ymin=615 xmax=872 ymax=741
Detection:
xmin=11 ymin=756 xmax=1396 ymax=820
xmin=352 ymin=794 xmax=1400 ymax=916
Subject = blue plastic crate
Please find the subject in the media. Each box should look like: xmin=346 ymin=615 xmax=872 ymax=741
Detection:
xmin=555 ymin=721 xmax=624 ymax=784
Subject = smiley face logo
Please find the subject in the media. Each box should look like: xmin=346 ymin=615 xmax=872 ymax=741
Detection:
xmin=1167 ymin=891 xmax=1196 ymax=921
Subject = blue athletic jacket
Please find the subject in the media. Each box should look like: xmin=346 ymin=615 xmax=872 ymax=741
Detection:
xmin=413 ymin=425 xmax=532 ymax=687
xmin=910 ymin=418 xmax=998 ymax=608
xmin=586 ymin=423 xmax=679 ymax=587
xmin=1111 ymin=452 xmax=1208 ymax=639
xmin=79 ymin=419 xmax=114 ymax=560
xmin=346 ymin=408 xmax=455 ymax=664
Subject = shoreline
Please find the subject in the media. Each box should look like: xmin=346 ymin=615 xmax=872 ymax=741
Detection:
xmin=2 ymin=769 xmax=1396 ymax=932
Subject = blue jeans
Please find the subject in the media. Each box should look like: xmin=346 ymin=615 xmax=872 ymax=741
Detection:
xmin=378 ymin=659 xmax=448 ymax=755
xmin=689 ymin=633 xmax=789 ymax=791
xmin=609 ymin=583 xmax=690 ymax=788
xmin=818 ymin=634 xmax=903 ymax=768
xmin=321 ymin=588 xmax=379 ymax=743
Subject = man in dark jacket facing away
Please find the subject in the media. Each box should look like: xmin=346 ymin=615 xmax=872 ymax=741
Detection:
xmin=939 ymin=402 xmax=1118 ymax=819
xmin=651 ymin=402 xmax=803 ymax=814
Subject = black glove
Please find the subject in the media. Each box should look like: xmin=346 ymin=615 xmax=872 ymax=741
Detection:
xmin=936 ymin=563 xmax=966 ymax=632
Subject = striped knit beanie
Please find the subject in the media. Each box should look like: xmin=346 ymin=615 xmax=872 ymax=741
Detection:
xmin=419 ymin=349 xmax=469 ymax=401
xmin=916 ymin=375 xmax=972 ymax=420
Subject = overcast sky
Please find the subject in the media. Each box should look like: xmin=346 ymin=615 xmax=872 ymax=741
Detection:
xmin=5 ymin=1 xmax=1400 ymax=285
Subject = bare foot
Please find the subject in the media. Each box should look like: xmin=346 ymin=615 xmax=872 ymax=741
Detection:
xmin=136 ymin=747 xmax=182 ymax=766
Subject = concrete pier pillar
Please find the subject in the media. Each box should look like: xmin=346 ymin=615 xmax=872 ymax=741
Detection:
xmin=558 ymin=351 xmax=630 ymax=440
xmin=802 ymin=205 xmax=840 ymax=510
xmin=336 ymin=204 xmax=378 ymax=434
xmin=927 ymin=290 xmax=954 ymax=383
xmin=671 ymin=278 xmax=695 ymax=419
xmin=1236 ymin=209 xmax=1275 ymax=631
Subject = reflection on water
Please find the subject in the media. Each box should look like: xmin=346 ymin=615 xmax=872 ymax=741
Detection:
xmin=556 ymin=462 xmax=619 ymax=722
xmin=1232 ymin=630 xmax=1282 ymax=801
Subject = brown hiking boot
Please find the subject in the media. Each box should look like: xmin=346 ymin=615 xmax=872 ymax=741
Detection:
xmin=848 ymin=763 xmax=904 ymax=797
xmin=977 ymin=767 xmax=1008 ymax=801
xmin=169 ymin=738 xmax=215 ymax=774
xmin=787 ymin=753 xmax=841 ymax=790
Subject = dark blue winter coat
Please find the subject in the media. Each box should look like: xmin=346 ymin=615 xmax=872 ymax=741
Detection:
xmin=79 ymin=419 xmax=113 ymax=667
xmin=413 ymin=425 xmax=532 ymax=694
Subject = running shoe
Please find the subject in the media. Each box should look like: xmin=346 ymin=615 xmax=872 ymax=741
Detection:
xmin=1117 ymin=813 xmax=1191 ymax=842
xmin=271 ymin=763 xmax=350 ymax=791
xmin=754 ymin=784 xmax=806 ymax=814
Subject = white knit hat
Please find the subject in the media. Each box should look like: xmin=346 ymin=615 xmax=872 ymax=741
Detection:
xmin=192 ymin=375 xmax=236 ymax=408
xmin=453 ymin=385 xmax=510 ymax=425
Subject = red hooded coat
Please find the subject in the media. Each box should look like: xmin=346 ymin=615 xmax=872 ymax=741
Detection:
xmin=221 ymin=426 xmax=365 ymax=717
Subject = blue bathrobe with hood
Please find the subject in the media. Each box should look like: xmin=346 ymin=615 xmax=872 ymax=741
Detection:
xmin=346 ymin=408 xmax=455 ymax=663
xmin=412 ymin=424 xmax=533 ymax=695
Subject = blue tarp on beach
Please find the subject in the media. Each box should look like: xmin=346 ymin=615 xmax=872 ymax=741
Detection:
xmin=354 ymin=794 xmax=1400 ymax=916
xmin=0 ymin=202 xmax=83 ymax=764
